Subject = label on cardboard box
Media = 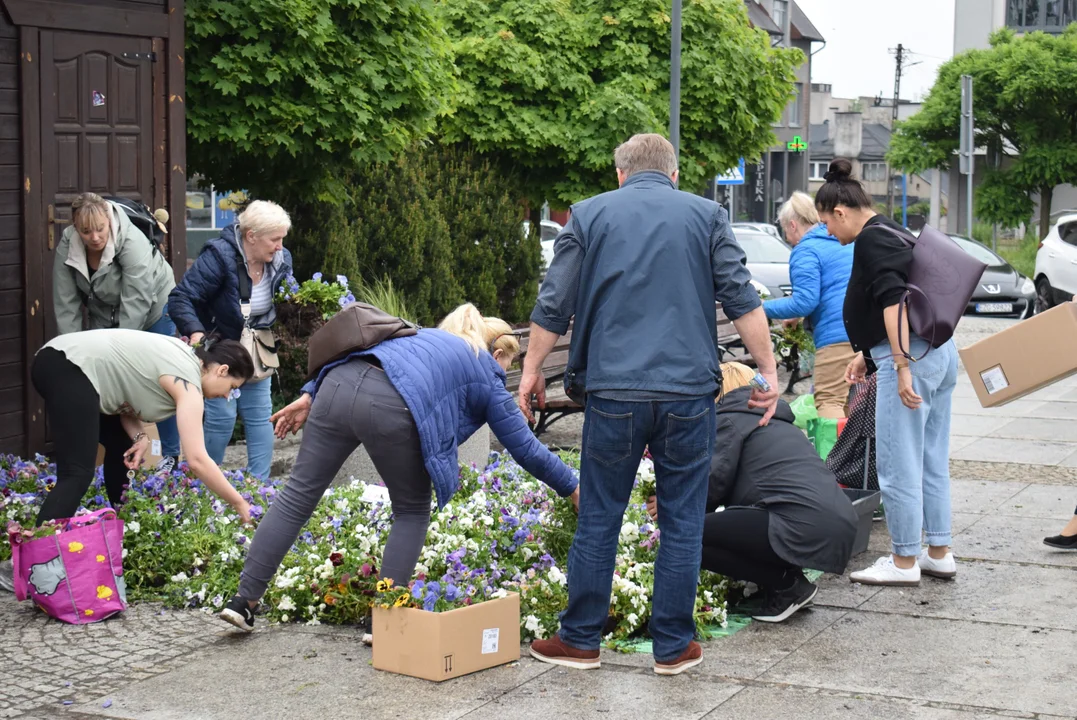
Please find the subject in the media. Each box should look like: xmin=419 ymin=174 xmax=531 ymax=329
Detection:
xmin=481 ymin=628 xmax=499 ymax=655
xmin=152 ymin=439 xmax=162 ymax=457
xmin=980 ymin=365 xmax=1010 ymax=395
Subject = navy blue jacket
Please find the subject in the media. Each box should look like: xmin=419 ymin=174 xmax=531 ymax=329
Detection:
xmin=168 ymin=224 xmax=293 ymax=340
xmin=763 ymin=224 xmax=854 ymax=349
xmin=532 ymin=171 xmax=761 ymax=398
xmin=302 ymin=329 xmax=579 ymax=508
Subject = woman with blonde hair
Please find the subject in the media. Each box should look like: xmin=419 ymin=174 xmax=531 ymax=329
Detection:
xmin=53 ymin=192 xmax=182 ymax=470
xmin=169 ymin=199 xmax=293 ymax=478
xmin=764 ymin=191 xmax=855 ymax=418
xmin=647 ymin=362 xmax=858 ymax=623
xmin=217 ymin=303 xmax=579 ymax=632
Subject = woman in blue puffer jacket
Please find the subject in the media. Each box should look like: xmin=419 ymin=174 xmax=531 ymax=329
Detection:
xmin=216 ymin=303 xmax=579 ymax=632
xmin=764 ymin=191 xmax=856 ymax=418
xmin=168 ymin=200 xmax=293 ymax=479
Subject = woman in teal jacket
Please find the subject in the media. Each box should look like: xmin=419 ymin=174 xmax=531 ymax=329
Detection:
xmin=764 ymin=191 xmax=855 ymax=418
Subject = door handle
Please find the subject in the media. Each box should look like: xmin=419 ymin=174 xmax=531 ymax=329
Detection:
xmin=47 ymin=204 xmax=55 ymax=250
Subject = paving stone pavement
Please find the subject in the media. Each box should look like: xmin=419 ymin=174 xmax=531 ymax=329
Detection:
xmin=5 ymin=317 xmax=1077 ymax=719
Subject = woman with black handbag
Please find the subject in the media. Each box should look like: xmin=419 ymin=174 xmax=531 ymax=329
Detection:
xmin=816 ymin=159 xmax=959 ymax=588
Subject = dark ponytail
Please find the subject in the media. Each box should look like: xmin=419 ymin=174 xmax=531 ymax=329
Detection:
xmin=194 ymin=335 xmax=254 ymax=381
xmin=815 ymin=158 xmax=873 ymax=213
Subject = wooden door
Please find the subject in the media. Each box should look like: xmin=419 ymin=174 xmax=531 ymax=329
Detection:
xmin=39 ymin=30 xmax=154 ymax=340
xmin=26 ymin=30 xmax=155 ymax=448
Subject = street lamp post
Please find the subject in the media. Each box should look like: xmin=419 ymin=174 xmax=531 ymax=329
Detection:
xmin=670 ymin=0 xmax=682 ymax=159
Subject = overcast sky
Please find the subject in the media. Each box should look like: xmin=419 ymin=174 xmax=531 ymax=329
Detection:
xmin=795 ymin=0 xmax=956 ymax=102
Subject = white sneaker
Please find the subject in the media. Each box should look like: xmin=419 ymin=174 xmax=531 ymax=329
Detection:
xmin=155 ymin=456 xmax=179 ymax=475
xmin=918 ymin=550 xmax=957 ymax=579
xmin=849 ymin=556 xmax=920 ymax=587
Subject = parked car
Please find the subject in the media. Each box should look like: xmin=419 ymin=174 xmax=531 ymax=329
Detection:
xmin=732 ymin=222 xmax=784 ymax=243
xmin=1034 ymin=213 xmax=1077 ymax=312
xmin=732 ymin=227 xmax=792 ymax=299
xmin=950 ymin=235 xmax=1035 ymax=319
xmin=522 ymin=219 xmax=563 ymax=272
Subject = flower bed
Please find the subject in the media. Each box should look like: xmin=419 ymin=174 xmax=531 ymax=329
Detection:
xmin=1 ymin=453 xmax=728 ymax=642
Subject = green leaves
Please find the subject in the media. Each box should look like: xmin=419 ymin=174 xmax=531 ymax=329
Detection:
xmin=889 ymin=28 xmax=1077 ymax=232
xmin=186 ymin=0 xmax=456 ymax=206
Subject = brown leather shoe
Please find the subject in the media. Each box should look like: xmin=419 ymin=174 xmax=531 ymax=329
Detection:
xmin=654 ymin=640 xmax=703 ymax=676
xmin=529 ymin=635 xmax=600 ymax=670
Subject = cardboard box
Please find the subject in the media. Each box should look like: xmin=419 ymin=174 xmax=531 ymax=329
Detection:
xmin=959 ymin=303 xmax=1077 ymax=408
xmin=95 ymin=422 xmax=166 ymax=467
xmin=372 ymin=592 xmax=520 ymax=682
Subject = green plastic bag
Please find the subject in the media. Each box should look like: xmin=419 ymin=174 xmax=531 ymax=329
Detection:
xmin=807 ymin=417 xmax=840 ymax=461
xmin=790 ymin=394 xmax=817 ymax=431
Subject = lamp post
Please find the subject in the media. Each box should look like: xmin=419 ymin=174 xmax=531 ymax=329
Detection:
xmin=670 ymin=0 xmax=682 ymax=159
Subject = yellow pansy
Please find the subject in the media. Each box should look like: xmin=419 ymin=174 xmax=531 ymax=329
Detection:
xmin=67 ymin=541 xmax=84 ymax=553
xmin=96 ymin=585 xmax=113 ymax=600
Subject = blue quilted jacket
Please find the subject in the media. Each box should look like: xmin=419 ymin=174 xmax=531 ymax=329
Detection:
xmin=168 ymin=224 xmax=293 ymax=340
xmin=302 ymin=329 xmax=578 ymax=508
xmin=763 ymin=224 xmax=854 ymax=349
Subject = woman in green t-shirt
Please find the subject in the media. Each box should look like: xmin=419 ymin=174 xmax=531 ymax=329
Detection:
xmin=29 ymin=331 xmax=256 ymax=525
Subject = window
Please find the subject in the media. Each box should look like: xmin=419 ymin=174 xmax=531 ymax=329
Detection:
xmin=1008 ymin=0 xmax=1076 ymax=30
xmin=772 ymin=0 xmax=788 ymax=30
xmin=861 ymin=162 xmax=888 ymax=182
xmin=731 ymin=230 xmax=792 ymax=264
xmin=1061 ymin=222 xmax=1077 ymax=246
xmin=788 ymin=83 xmax=803 ymax=126
xmin=809 ymin=161 xmax=828 ymax=180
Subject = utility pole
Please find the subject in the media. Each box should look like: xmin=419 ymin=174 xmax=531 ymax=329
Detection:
xmin=887 ymin=44 xmax=905 ymax=216
xmin=670 ymin=0 xmax=682 ymax=160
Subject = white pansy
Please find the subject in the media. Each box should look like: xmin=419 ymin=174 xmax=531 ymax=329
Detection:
xmin=126 ymin=520 xmax=141 ymax=534
xmin=548 ymin=566 xmax=567 ymax=586
xmin=170 ymin=572 xmax=188 ymax=582
xmin=278 ymin=595 xmax=297 ymax=611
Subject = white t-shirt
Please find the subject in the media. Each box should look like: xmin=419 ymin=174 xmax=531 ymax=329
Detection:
xmin=248 ymin=271 xmax=273 ymax=318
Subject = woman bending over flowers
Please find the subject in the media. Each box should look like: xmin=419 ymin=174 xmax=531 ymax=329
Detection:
xmin=218 ymin=303 xmax=579 ymax=632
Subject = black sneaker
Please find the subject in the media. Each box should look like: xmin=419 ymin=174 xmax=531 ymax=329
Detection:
xmin=219 ymin=595 xmax=256 ymax=632
xmin=1043 ymin=534 xmax=1077 ymax=550
xmin=752 ymin=574 xmax=818 ymax=623
xmin=156 ymin=456 xmax=179 ymax=475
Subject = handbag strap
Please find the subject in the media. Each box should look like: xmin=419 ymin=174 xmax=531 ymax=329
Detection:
xmin=869 ymin=224 xmax=937 ymax=363
xmin=66 ymin=508 xmax=118 ymax=530
xmin=235 ymin=239 xmax=252 ymax=324
xmin=10 ymin=534 xmax=27 ymax=601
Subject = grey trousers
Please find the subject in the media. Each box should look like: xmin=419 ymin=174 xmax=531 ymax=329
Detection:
xmin=238 ymin=358 xmax=433 ymax=600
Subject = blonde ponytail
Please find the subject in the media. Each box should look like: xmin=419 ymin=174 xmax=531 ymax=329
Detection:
xmin=438 ymin=303 xmax=521 ymax=358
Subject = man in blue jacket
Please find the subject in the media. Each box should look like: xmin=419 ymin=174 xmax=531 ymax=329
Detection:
xmin=521 ymin=134 xmax=779 ymax=676
xmin=764 ymin=191 xmax=855 ymax=419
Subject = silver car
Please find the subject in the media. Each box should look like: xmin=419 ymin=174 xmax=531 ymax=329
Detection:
xmin=732 ymin=228 xmax=792 ymax=299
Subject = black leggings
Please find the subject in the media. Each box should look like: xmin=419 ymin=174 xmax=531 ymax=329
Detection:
xmin=701 ymin=507 xmax=799 ymax=592
xmin=31 ymin=348 xmax=131 ymax=525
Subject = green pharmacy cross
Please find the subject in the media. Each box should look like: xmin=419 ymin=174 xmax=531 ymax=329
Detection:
xmin=787 ymin=136 xmax=807 ymax=152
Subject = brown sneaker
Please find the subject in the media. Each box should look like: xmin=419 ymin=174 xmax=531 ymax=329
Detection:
xmin=529 ymin=635 xmax=601 ymax=670
xmin=654 ymin=641 xmax=703 ymax=676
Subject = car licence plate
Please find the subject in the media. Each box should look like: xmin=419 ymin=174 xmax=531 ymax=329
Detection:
xmin=975 ymin=302 xmax=1013 ymax=314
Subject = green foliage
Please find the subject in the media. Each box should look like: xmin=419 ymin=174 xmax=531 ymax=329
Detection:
xmin=999 ymin=236 xmax=1039 ymax=278
xmin=185 ymin=0 xmax=456 ymax=206
xmin=971 ymin=222 xmax=995 ymax=246
xmin=291 ymin=143 xmax=539 ymax=327
xmin=888 ymin=27 xmax=1077 ymax=236
xmin=438 ymin=0 xmax=802 ymax=207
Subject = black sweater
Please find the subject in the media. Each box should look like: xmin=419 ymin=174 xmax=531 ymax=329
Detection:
xmin=842 ymin=214 xmax=914 ymax=353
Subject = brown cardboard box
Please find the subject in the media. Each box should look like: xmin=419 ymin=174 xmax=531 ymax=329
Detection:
xmin=959 ymin=302 xmax=1077 ymax=408
xmin=94 ymin=422 xmax=166 ymax=467
xmin=372 ymin=592 xmax=521 ymax=682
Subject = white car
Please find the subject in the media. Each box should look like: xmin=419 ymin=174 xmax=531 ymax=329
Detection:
xmin=522 ymin=219 xmax=564 ymax=272
xmin=1034 ymin=213 xmax=1077 ymax=311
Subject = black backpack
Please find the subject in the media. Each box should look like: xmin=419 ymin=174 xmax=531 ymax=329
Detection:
xmin=103 ymin=195 xmax=166 ymax=255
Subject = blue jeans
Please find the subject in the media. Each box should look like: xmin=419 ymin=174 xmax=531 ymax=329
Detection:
xmin=870 ymin=335 xmax=958 ymax=557
xmin=146 ymin=305 xmax=181 ymax=457
xmin=203 ymin=376 xmax=274 ymax=479
xmin=559 ymin=394 xmax=715 ymax=663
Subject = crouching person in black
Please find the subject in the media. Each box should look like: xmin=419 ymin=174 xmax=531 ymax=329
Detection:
xmin=646 ymin=363 xmax=858 ymax=623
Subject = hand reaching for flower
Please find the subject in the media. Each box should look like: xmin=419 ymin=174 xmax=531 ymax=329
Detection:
xmin=645 ymin=495 xmax=658 ymax=522
xmin=569 ymin=487 xmax=580 ymax=512
xmin=271 ymin=394 xmax=313 ymax=439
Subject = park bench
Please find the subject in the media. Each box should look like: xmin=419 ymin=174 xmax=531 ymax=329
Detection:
xmin=504 ymin=304 xmax=748 ymax=436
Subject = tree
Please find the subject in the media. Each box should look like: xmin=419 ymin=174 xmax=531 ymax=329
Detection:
xmin=438 ymin=0 xmax=801 ymax=214
xmin=888 ymin=27 xmax=1077 ymax=238
xmin=185 ymin=0 xmax=456 ymax=207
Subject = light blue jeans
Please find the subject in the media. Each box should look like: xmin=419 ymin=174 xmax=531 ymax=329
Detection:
xmin=870 ymin=335 xmax=959 ymax=557
xmin=203 ymin=376 xmax=274 ymax=479
xmin=146 ymin=305 xmax=181 ymax=457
